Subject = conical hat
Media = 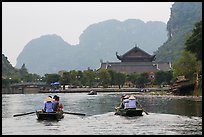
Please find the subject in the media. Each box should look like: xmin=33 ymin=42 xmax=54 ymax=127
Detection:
xmin=123 ymin=95 xmax=130 ymax=99
xmin=46 ymin=97 xmax=52 ymax=102
xmin=129 ymin=95 xmax=136 ymax=100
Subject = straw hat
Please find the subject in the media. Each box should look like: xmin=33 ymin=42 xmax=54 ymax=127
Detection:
xmin=46 ymin=97 xmax=52 ymax=102
xmin=129 ymin=95 xmax=136 ymax=100
xmin=123 ymin=95 xmax=130 ymax=99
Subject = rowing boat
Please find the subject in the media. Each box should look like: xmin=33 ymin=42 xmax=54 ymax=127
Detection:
xmin=115 ymin=107 xmax=143 ymax=116
xmin=36 ymin=110 xmax=64 ymax=120
xmin=88 ymin=90 xmax=97 ymax=95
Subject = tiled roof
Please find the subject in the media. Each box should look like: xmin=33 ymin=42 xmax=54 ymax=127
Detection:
xmin=100 ymin=46 xmax=171 ymax=74
xmin=116 ymin=46 xmax=155 ymax=62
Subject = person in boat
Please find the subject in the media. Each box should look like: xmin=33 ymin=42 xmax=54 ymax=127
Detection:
xmin=124 ymin=95 xmax=138 ymax=109
xmin=88 ymin=90 xmax=97 ymax=95
xmin=123 ymin=95 xmax=131 ymax=109
xmin=43 ymin=96 xmax=54 ymax=113
xmin=53 ymin=95 xmax=63 ymax=111
xmin=118 ymin=94 xmax=127 ymax=109
xmin=53 ymin=95 xmax=60 ymax=111
xmin=115 ymin=94 xmax=128 ymax=111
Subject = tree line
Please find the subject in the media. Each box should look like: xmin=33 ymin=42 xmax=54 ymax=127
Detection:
xmin=2 ymin=67 xmax=173 ymax=89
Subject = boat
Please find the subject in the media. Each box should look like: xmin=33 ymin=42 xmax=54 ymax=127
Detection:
xmin=36 ymin=110 xmax=64 ymax=120
xmin=171 ymin=76 xmax=195 ymax=95
xmin=115 ymin=107 xmax=143 ymax=116
xmin=88 ymin=90 xmax=97 ymax=95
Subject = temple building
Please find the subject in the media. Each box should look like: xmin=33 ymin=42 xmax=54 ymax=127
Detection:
xmin=99 ymin=45 xmax=172 ymax=77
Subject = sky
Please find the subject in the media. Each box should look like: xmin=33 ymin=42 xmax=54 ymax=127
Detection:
xmin=2 ymin=2 xmax=174 ymax=67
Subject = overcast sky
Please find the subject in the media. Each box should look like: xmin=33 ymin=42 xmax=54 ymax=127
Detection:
xmin=2 ymin=2 xmax=174 ymax=66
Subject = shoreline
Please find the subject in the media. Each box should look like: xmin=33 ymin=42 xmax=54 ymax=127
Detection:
xmin=2 ymin=87 xmax=170 ymax=94
xmin=38 ymin=87 xmax=170 ymax=93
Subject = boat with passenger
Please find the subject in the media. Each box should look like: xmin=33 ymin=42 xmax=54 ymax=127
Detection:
xmin=115 ymin=107 xmax=143 ymax=116
xmin=114 ymin=94 xmax=144 ymax=116
xmin=88 ymin=90 xmax=97 ymax=95
xmin=36 ymin=110 xmax=64 ymax=120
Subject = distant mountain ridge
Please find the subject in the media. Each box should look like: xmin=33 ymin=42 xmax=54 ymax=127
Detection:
xmin=16 ymin=19 xmax=168 ymax=75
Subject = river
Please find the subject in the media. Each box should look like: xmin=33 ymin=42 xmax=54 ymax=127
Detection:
xmin=2 ymin=92 xmax=202 ymax=135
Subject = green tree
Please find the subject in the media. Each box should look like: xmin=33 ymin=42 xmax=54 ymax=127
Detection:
xmin=44 ymin=73 xmax=61 ymax=85
xmin=23 ymin=73 xmax=41 ymax=82
xmin=154 ymin=70 xmax=173 ymax=85
xmin=97 ymin=69 xmax=111 ymax=88
xmin=185 ymin=21 xmax=202 ymax=61
xmin=107 ymin=70 xmax=116 ymax=86
xmin=172 ymin=51 xmax=199 ymax=81
xmin=82 ymin=69 xmax=95 ymax=88
xmin=129 ymin=72 xmax=139 ymax=87
xmin=129 ymin=72 xmax=149 ymax=88
xmin=60 ymin=71 xmax=71 ymax=89
xmin=114 ymin=72 xmax=127 ymax=89
xmin=135 ymin=72 xmax=150 ymax=88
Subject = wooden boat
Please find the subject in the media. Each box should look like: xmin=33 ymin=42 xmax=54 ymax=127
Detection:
xmin=36 ymin=110 xmax=64 ymax=120
xmin=171 ymin=76 xmax=195 ymax=95
xmin=88 ymin=90 xmax=97 ymax=95
xmin=115 ymin=107 xmax=143 ymax=116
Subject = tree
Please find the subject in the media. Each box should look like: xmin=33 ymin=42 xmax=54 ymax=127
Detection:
xmin=172 ymin=51 xmax=199 ymax=81
xmin=59 ymin=71 xmax=70 ymax=90
xmin=44 ymin=73 xmax=61 ymax=85
xmin=129 ymin=72 xmax=149 ymax=88
xmin=185 ymin=21 xmax=202 ymax=61
xmin=82 ymin=69 xmax=95 ymax=88
xmin=97 ymin=69 xmax=111 ymax=88
xmin=135 ymin=72 xmax=150 ymax=88
xmin=114 ymin=72 xmax=127 ymax=89
xmin=154 ymin=70 xmax=173 ymax=85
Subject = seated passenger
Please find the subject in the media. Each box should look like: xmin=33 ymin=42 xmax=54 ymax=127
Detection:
xmin=43 ymin=97 xmax=54 ymax=112
xmin=53 ymin=95 xmax=63 ymax=111
xmin=53 ymin=95 xmax=60 ymax=111
xmin=123 ymin=95 xmax=130 ymax=109
xmin=58 ymin=103 xmax=64 ymax=111
xmin=126 ymin=95 xmax=138 ymax=109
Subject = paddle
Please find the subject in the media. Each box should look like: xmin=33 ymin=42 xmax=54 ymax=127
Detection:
xmin=13 ymin=111 xmax=36 ymax=117
xmin=138 ymin=103 xmax=149 ymax=115
xmin=64 ymin=111 xmax=86 ymax=116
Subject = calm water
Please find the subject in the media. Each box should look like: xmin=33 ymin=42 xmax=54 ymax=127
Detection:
xmin=2 ymin=92 xmax=202 ymax=135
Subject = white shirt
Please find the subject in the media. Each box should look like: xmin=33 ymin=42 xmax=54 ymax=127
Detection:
xmin=128 ymin=99 xmax=137 ymax=108
xmin=123 ymin=99 xmax=129 ymax=109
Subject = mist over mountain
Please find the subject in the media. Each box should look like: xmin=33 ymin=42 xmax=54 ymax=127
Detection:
xmin=16 ymin=19 xmax=168 ymax=75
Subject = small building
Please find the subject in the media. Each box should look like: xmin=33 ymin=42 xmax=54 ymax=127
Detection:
xmin=99 ymin=45 xmax=172 ymax=75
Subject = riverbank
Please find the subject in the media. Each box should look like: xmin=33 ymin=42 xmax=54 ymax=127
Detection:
xmin=3 ymin=87 xmax=170 ymax=94
xmin=38 ymin=87 xmax=170 ymax=93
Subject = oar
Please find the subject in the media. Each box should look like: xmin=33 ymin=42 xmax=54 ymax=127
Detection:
xmin=64 ymin=111 xmax=86 ymax=116
xmin=13 ymin=111 xmax=36 ymax=117
xmin=138 ymin=103 xmax=149 ymax=115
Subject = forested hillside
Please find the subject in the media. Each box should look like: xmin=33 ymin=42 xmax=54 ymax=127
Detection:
xmin=2 ymin=54 xmax=18 ymax=77
xmin=155 ymin=2 xmax=202 ymax=62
